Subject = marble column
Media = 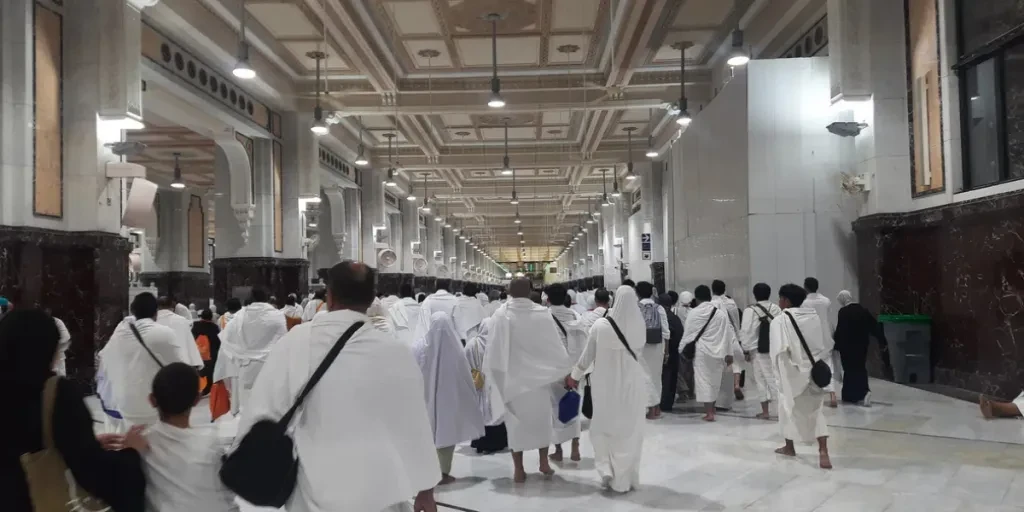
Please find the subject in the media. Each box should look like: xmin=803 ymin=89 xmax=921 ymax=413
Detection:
xmin=360 ymin=168 xmax=386 ymax=264
xmin=640 ymin=163 xmax=666 ymax=292
xmin=138 ymin=190 xmax=212 ymax=305
xmin=343 ymin=187 xmax=361 ymax=261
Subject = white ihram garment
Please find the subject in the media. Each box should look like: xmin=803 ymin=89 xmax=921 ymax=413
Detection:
xmin=389 ymin=297 xmax=424 ymax=348
xmin=580 ymin=306 xmax=609 ymax=332
xmin=682 ymin=302 xmax=740 ymax=404
xmin=240 ymin=310 xmax=441 ymax=512
xmin=156 ymin=310 xmax=204 ymax=368
xmin=452 ymin=295 xmax=486 ymax=341
xmin=741 ymin=301 xmax=784 ymax=403
xmin=638 ymin=299 xmax=669 ymax=407
xmin=570 ymin=286 xmax=646 ymax=493
xmin=483 ymin=300 xmax=501 ymax=318
xmin=550 ymin=305 xmax=588 ymax=444
xmin=97 ymin=319 xmax=186 ymax=429
xmin=771 ymin=307 xmax=833 ymax=443
xmin=52 ymin=317 xmax=71 ymax=376
xmin=413 ymin=312 xmax=485 ymax=449
xmin=476 ymin=292 xmax=489 ymax=307
xmin=465 ymin=318 xmax=500 ymax=425
xmin=215 ymin=302 xmax=287 ymax=414
xmin=142 ymin=422 xmax=238 ymax=512
xmin=416 ymin=290 xmax=458 ymax=340
xmin=301 ymin=298 xmax=325 ymax=322
xmin=804 ymin=292 xmax=841 ymax=392
xmin=380 ymin=295 xmax=400 ymax=320
xmin=281 ymin=304 xmax=303 ymax=319
xmin=483 ymin=298 xmax=570 ymax=451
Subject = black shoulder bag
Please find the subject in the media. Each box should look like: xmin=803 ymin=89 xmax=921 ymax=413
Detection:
xmin=580 ymin=317 xmax=638 ymax=419
xmin=784 ymin=312 xmax=832 ymax=389
xmin=220 ymin=321 xmax=365 ymax=507
xmin=552 ymin=315 xmax=568 ymax=339
xmin=681 ymin=308 xmax=717 ymax=360
xmin=129 ymin=323 xmax=164 ymax=367
xmin=753 ymin=304 xmax=774 ymax=354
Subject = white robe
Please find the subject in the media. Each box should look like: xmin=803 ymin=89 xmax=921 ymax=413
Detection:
xmin=240 ymin=310 xmax=441 ymax=512
xmin=570 ymin=286 xmax=646 ymax=493
xmin=476 ymin=292 xmax=489 ymax=307
xmin=639 ymin=299 xmax=670 ymax=407
xmin=173 ymin=303 xmax=192 ymax=320
xmin=770 ymin=307 xmax=833 ymax=443
xmin=97 ymin=319 xmax=186 ymax=428
xmin=580 ymin=306 xmax=609 ymax=332
xmin=142 ymin=422 xmax=238 ymax=512
xmin=52 ymin=317 xmax=71 ymax=376
xmin=483 ymin=298 xmax=570 ymax=451
xmin=156 ymin=310 xmax=204 ymax=368
xmin=380 ymin=295 xmax=400 ymax=320
xmin=741 ymin=301 xmax=784 ymax=403
xmin=465 ymin=318 xmax=499 ymax=425
xmin=804 ymin=292 xmax=842 ymax=391
xmin=416 ymin=290 xmax=458 ymax=340
xmin=682 ymin=302 xmax=740 ymax=404
xmin=413 ymin=312 xmax=485 ymax=448
xmin=215 ymin=302 xmax=287 ymax=414
xmin=483 ymin=300 xmax=501 ymax=318
xmin=388 ymin=297 xmax=424 ymax=348
xmin=281 ymin=304 xmax=303 ymax=319
xmin=301 ymin=298 xmax=326 ymax=322
xmin=550 ymin=306 xmax=589 ymax=444
xmin=452 ymin=295 xmax=486 ymax=341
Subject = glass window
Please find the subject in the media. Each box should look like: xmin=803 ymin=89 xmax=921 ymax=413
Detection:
xmin=964 ymin=58 xmax=1002 ymax=188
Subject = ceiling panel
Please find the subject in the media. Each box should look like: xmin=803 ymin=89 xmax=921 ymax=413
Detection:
xmin=479 ymin=126 xmax=537 ymax=139
xmin=541 ymin=128 xmax=568 ymax=139
xmin=548 ymin=34 xmax=591 ymax=64
xmin=456 ymin=36 xmax=541 ymax=66
xmin=360 ymin=115 xmax=396 ymax=129
xmin=448 ymin=128 xmax=478 ymax=140
xmin=282 ymin=41 xmax=349 ymax=70
xmin=550 ymin=0 xmax=601 ymax=31
xmin=674 ymin=0 xmax=735 ymax=28
xmin=246 ymin=3 xmax=319 ymax=39
xmin=383 ymin=0 xmax=443 ymax=35
xmin=441 ymin=113 xmax=474 ymax=126
xmin=404 ymin=40 xmax=455 ymax=68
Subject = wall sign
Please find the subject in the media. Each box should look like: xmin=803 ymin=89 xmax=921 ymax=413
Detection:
xmin=641 ymin=232 xmax=652 ymax=261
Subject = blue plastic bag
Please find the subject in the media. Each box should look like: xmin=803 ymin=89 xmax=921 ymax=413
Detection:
xmin=558 ymin=389 xmax=581 ymax=424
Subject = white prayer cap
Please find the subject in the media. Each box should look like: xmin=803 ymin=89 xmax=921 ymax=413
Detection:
xmin=680 ymin=291 xmax=694 ymax=304
xmin=836 ymin=290 xmax=855 ymax=307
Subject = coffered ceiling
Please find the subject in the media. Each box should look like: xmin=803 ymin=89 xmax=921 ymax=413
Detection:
xmin=161 ymin=0 xmax=820 ymax=260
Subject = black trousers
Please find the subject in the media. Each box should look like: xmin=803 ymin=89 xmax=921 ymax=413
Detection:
xmin=661 ymin=338 xmax=681 ymax=410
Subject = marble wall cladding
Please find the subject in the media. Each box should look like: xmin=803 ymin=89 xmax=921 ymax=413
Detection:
xmin=315 ymin=268 xmax=329 ymax=284
xmin=211 ymin=258 xmax=309 ymax=305
xmin=413 ymin=276 xmax=436 ymax=294
xmin=583 ymin=277 xmax=594 ymax=290
xmin=137 ymin=271 xmax=212 ymax=307
xmin=376 ymin=273 xmax=413 ymax=296
xmin=650 ymin=262 xmax=666 ymax=294
xmin=452 ymin=280 xmax=464 ymax=294
xmin=0 ymin=227 xmax=130 ymax=391
xmin=959 ymin=0 xmax=1024 ymax=55
xmin=594 ymin=276 xmax=604 ymax=290
xmin=854 ymin=189 xmax=1024 ymax=398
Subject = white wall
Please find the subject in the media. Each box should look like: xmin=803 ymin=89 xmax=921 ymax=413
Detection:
xmin=668 ymin=72 xmax=750 ymax=299
xmin=747 ymin=58 xmax=859 ymax=303
xmin=626 ymin=212 xmax=652 ymax=283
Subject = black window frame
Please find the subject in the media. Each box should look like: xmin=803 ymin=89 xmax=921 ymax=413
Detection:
xmin=955 ymin=1 xmax=1024 ymax=191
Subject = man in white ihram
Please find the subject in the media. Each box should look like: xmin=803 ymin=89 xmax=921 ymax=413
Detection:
xmin=156 ymin=296 xmax=205 ymax=369
xmin=216 ymin=288 xmax=287 ymax=415
xmin=682 ymin=285 xmax=739 ymax=422
xmin=452 ymin=283 xmax=487 ymax=342
xmin=416 ymin=279 xmax=458 ymax=338
xmin=389 ymin=283 xmax=423 ymax=348
xmin=803 ymin=276 xmax=840 ymax=407
xmin=636 ymin=281 xmax=669 ymax=419
xmin=484 ymin=278 xmax=570 ymax=483
xmin=710 ymin=280 xmax=745 ymax=401
xmin=771 ymin=283 xmax=833 ymax=469
xmin=546 ymin=284 xmax=588 ymax=462
xmin=241 ymin=261 xmax=441 ymax=512
xmin=740 ymin=283 xmax=783 ymax=420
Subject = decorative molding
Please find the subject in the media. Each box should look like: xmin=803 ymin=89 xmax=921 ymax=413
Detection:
xmin=780 ymin=15 xmax=829 ymax=59
xmin=318 ymin=145 xmax=358 ymax=184
xmin=384 ymin=191 xmax=399 ymax=208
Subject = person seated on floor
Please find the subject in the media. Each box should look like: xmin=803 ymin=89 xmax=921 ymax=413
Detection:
xmin=142 ymin=362 xmax=238 ymax=512
xmin=980 ymin=393 xmax=1024 ymax=419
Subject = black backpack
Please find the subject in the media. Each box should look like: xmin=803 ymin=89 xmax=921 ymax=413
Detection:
xmin=639 ymin=302 xmax=663 ymax=344
xmin=220 ymin=321 xmax=365 ymax=507
xmin=753 ymin=304 xmax=774 ymax=354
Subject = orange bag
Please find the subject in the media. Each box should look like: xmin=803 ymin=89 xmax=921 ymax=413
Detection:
xmin=209 ymin=382 xmax=231 ymax=421
xmin=195 ymin=334 xmax=212 ymax=390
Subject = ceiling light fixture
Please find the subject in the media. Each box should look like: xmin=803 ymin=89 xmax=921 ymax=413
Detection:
xmin=170 ymin=152 xmax=186 ymax=189
xmin=727 ymin=29 xmax=751 ymax=67
xmin=501 ymin=118 xmax=513 ymax=175
xmin=645 ymin=109 xmax=658 ymax=158
xmin=354 ymin=117 xmax=369 ymax=166
xmin=624 ymin=126 xmax=638 ymax=181
xmin=383 ymin=132 xmax=397 ymax=186
xmin=514 ymin=209 xmax=522 ymax=224
xmin=309 ymin=51 xmax=329 ymax=135
xmin=510 ymin=189 xmax=518 ymax=205
xmin=673 ymin=41 xmax=693 ymax=127
xmin=232 ymin=1 xmax=256 ymax=79
xmin=612 ymin=177 xmax=622 ymax=197
xmin=485 ymin=13 xmax=505 ymax=108
xmin=385 ymin=168 xmax=397 ymax=187
xmin=420 ymin=174 xmax=431 ymax=212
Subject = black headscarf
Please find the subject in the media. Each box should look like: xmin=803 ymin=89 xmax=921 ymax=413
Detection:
xmin=0 ymin=309 xmax=61 ymax=397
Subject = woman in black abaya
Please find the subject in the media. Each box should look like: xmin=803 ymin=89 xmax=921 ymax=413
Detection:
xmin=833 ymin=291 xmax=888 ymax=405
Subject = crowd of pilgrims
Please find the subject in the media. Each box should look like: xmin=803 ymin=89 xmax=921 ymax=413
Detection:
xmin=3 ymin=262 xmax=891 ymax=512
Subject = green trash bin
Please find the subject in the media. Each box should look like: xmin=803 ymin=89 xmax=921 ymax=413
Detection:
xmin=878 ymin=315 xmax=931 ymax=384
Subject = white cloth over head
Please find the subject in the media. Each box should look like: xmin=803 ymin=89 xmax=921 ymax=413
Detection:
xmin=570 ymin=285 xmax=647 ymax=493
xmin=413 ymin=312 xmax=485 ymax=448
xmin=482 ymin=298 xmax=570 ymax=451
xmin=452 ymin=295 xmax=486 ymax=341
xmin=215 ymin=302 xmax=288 ymax=413
xmin=239 ymin=310 xmax=441 ymax=512
xmin=156 ymin=310 xmax=204 ymax=368
xmin=836 ymin=290 xmax=855 ymax=307
xmin=389 ymin=297 xmax=424 ymax=348
xmin=770 ymin=307 xmax=833 ymax=443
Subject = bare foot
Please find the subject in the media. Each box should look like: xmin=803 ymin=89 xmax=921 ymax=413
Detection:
xmin=539 ymin=465 xmax=556 ymax=477
xmin=439 ymin=474 xmax=457 ymax=485
xmin=980 ymin=395 xmax=994 ymax=420
xmin=513 ymin=470 xmax=527 ymax=483
xmin=734 ymin=388 xmax=744 ymax=400
xmin=774 ymin=446 xmax=796 ymax=457
xmin=549 ymin=451 xmax=563 ymax=462
xmin=701 ymin=414 xmax=715 ymax=422
xmin=570 ymin=451 xmax=581 ymax=462
xmin=755 ymin=412 xmax=771 ymax=420
xmin=819 ymin=452 xmax=833 ymax=469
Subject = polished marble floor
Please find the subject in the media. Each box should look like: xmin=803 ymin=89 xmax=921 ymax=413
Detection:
xmin=88 ymin=379 xmax=1024 ymax=511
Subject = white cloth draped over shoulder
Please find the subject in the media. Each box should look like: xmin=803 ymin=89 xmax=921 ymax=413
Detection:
xmin=98 ymin=319 xmax=187 ymax=427
xmin=770 ymin=307 xmax=833 ymax=443
xmin=476 ymin=292 xmax=489 ymax=307
xmin=804 ymin=292 xmax=841 ymax=391
xmin=416 ymin=290 xmax=458 ymax=340
xmin=581 ymin=306 xmax=609 ymax=332
xmin=483 ymin=300 xmax=501 ymax=318
xmin=239 ymin=310 xmax=441 ymax=512
xmin=281 ymin=304 xmax=303 ymax=319
xmin=380 ymin=295 xmax=400 ymax=319
xmin=301 ymin=298 xmax=326 ymax=322
xmin=52 ymin=317 xmax=71 ymax=376
xmin=465 ymin=317 xmax=499 ymax=425
xmin=452 ymin=295 xmax=487 ymax=341
xmin=156 ymin=310 xmax=204 ymax=367
xmin=389 ymin=297 xmax=424 ymax=348
xmin=570 ymin=286 xmax=647 ymax=493
xmin=215 ymin=302 xmax=288 ymax=413
xmin=482 ymin=298 xmax=570 ymax=451
xmin=682 ymin=302 xmax=740 ymax=404
xmin=413 ymin=312 xmax=485 ymax=448
xmin=550 ymin=305 xmax=589 ymax=444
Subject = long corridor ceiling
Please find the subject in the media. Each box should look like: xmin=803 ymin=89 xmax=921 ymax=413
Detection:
xmin=161 ymin=0 xmax=822 ymax=260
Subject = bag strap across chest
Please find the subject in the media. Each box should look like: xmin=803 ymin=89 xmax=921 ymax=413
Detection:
xmin=605 ymin=318 xmax=638 ymax=361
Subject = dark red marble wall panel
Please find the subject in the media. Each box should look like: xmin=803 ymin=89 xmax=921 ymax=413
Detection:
xmin=211 ymin=257 xmax=308 ymax=306
xmin=138 ymin=271 xmax=212 ymax=307
xmin=854 ymin=189 xmax=1024 ymax=398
